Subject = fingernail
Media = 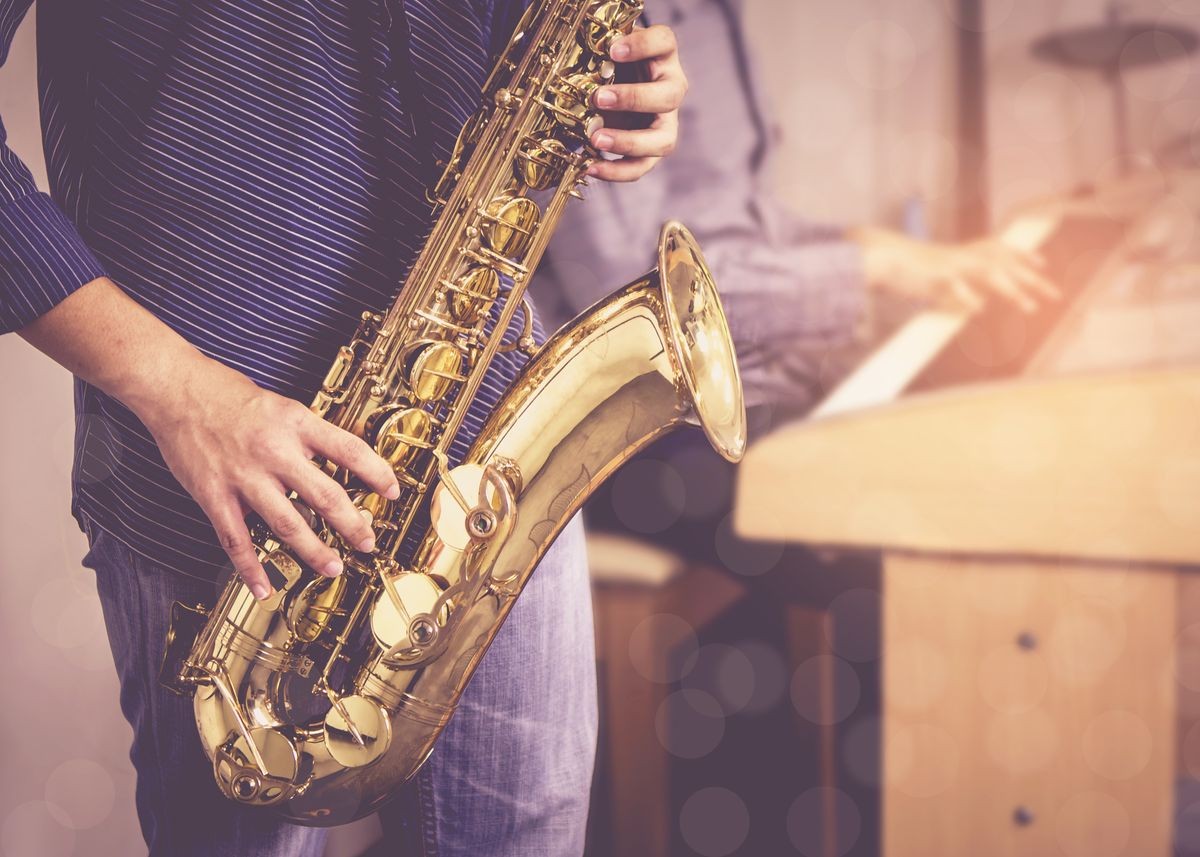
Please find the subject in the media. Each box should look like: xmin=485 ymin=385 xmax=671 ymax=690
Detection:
xmin=356 ymin=536 xmax=376 ymax=553
xmin=251 ymin=582 xmax=271 ymax=600
xmin=324 ymin=559 xmax=344 ymax=576
xmin=595 ymin=88 xmax=617 ymax=108
xmin=593 ymin=132 xmax=613 ymax=151
xmin=587 ymin=164 xmax=601 ymax=177
xmin=385 ymin=483 xmax=401 ymax=500
xmin=611 ymin=40 xmax=630 ymax=60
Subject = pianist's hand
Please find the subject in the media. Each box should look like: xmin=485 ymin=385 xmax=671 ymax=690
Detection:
xmin=851 ymin=227 xmax=1060 ymax=314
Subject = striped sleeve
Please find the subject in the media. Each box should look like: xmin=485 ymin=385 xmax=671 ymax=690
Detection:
xmin=0 ymin=0 xmax=107 ymax=334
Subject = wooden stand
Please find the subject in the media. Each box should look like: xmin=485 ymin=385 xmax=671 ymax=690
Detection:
xmin=735 ymin=369 xmax=1199 ymax=856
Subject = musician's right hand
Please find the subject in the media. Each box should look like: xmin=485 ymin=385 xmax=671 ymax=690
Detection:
xmin=18 ymin=276 xmax=400 ymax=601
xmin=850 ymin=227 xmax=1061 ymax=314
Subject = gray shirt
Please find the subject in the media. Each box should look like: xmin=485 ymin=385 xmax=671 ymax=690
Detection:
xmin=532 ymin=0 xmax=867 ymax=408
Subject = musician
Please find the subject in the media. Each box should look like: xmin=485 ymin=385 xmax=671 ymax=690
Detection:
xmin=537 ymin=0 xmax=1059 ymax=412
xmin=0 ymin=2 xmax=686 ymax=855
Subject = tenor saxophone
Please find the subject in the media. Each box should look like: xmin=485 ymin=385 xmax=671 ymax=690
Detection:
xmin=161 ymin=0 xmax=745 ymax=825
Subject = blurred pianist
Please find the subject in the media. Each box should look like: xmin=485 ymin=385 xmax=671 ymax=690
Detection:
xmin=531 ymin=0 xmax=1059 ymax=557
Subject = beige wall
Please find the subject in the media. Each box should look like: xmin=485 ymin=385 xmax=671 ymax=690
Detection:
xmin=1 ymin=1 xmax=1197 ymax=855
xmin=745 ymin=0 xmax=1200 ymax=233
xmin=745 ymin=0 xmax=959 ymax=229
xmin=0 ymin=10 xmax=146 ymax=856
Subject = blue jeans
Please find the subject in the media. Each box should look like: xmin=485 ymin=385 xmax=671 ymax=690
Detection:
xmin=84 ymin=516 xmax=597 ymax=856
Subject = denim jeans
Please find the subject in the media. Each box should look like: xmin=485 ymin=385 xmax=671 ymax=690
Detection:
xmin=84 ymin=516 xmax=597 ymax=856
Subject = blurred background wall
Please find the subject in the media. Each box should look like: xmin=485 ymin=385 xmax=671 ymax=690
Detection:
xmin=1 ymin=1 xmax=1198 ymax=855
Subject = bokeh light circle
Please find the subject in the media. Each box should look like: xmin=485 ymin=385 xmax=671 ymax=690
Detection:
xmin=714 ymin=515 xmax=784 ymax=577
xmin=733 ymin=639 xmax=788 ymax=714
xmin=1081 ymin=710 xmax=1154 ymax=780
xmin=1054 ymin=791 xmax=1130 ymax=857
xmin=628 ymin=613 xmax=698 ymax=684
xmin=787 ymin=787 xmax=862 ymax=857
xmin=1 ymin=801 xmax=75 ymax=857
xmin=655 ymin=689 xmax=726 ymax=760
xmin=30 ymin=579 xmax=102 ymax=650
xmin=985 ymin=709 xmax=1059 ymax=774
xmin=1011 ymin=71 xmax=1085 ymax=144
xmin=1174 ymin=792 xmax=1200 ymax=853
xmin=976 ymin=645 xmax=1049 ymax=713
xmin=791 ymin=655 xmax=861 ymax=726
xmin=611 ymin=458 xmax=686 ymax=535
xmin=667 ymin=443 xmax=733 ymax=521
xmin=891 ymin=722 xmax=960 ymax=798
xmin=44 ymin=759 xmax=115 ymax=830
xmin=1120 ymin=31 xmax=1193 ymax=103
xmin=825 ymin=589 xmax=881 ymax=663
xmin=679 ymin=788 xmax=750 ymax=857
xmin=682 ymin=643 xmax=755 ymax=715
xmin=845 ymin=19 xmax=917 ymax=91
xmin=887 ymin=639 xmax=949 ymax=712
xmin=1048 ymin=607 xmax=1126 ymax=687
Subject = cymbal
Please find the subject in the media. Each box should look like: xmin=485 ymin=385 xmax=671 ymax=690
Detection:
xmin=1032 ymin=20 xmax=1197 ymax=72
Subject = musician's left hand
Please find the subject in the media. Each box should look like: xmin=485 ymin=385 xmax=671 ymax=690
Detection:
xmin=588 ymin=25 xmax=687 ymax=182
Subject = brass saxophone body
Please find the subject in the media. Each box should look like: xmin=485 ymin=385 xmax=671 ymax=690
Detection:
xmin=162 ymin=0 xmax=745 ymax=825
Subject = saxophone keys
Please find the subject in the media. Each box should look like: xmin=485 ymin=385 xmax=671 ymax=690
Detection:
xmin=493 ymin=87 xmax=519 ymax=111
xmin=429 ymin=462 xmax=517 ymax=552
xmin=582 ymin=0 xmax=642 ymax=56
xmin=515 ymin=137 xmax=569 ymax=191
xmin=215 ymin=728 xmax=300 ymax=806
xmin=369 ymin=571 xmax=448 ymax=653
xmin=285 ymin=573 xmax=349 ymax=642
xmin=405 ymin=341 xmax=467 ymax=402
xmin=323 ymin=695 xmax=391 ymax=768
xmin=496 ymin=296 xmax=539 ymax=357
xmin=548 ymin=72 xmax=599 ymax=129
xmin=372 ymin=406 xmax=434 ymax=471
xmin=444 ymin=265 xmax=501 ymax=325
xmin=481 ymin=195 xmax=542 ymax=258
xmin=320 ymin=345 xmax=356 ymax=394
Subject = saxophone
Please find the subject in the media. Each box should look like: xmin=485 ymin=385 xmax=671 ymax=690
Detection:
xmin=161 ymin=0 xmax=745 ymax=825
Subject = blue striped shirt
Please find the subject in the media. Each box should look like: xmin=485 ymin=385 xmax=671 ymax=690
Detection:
xmin=0 ymin=0 xmax=536 ymax=581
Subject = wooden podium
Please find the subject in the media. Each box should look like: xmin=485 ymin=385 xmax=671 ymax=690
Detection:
xmin=735 ymin=369 xmax=1200 ymax=856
